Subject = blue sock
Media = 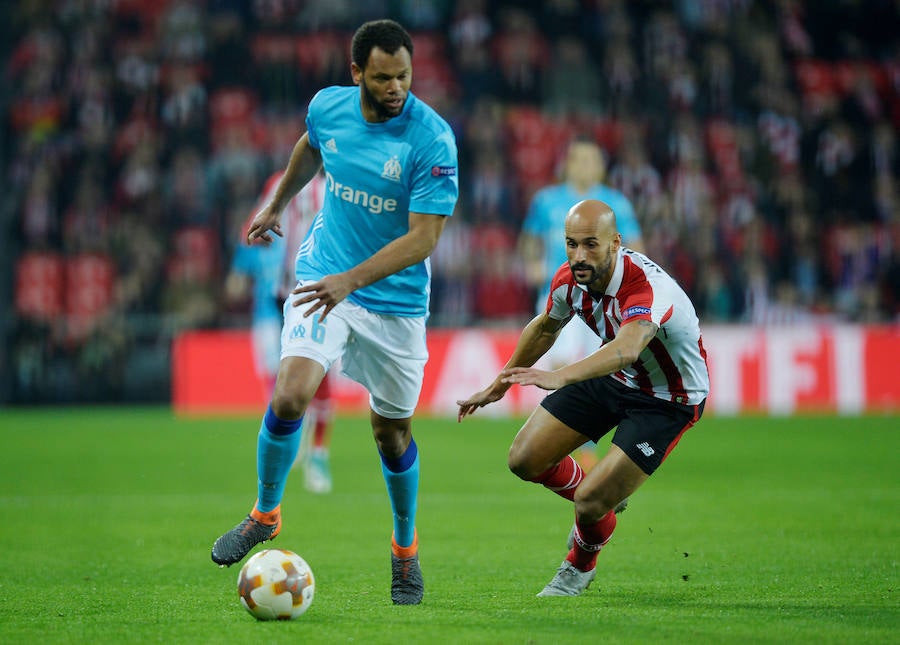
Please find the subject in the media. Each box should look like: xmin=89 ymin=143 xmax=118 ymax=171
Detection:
xmin=257 ymin=405 xmax=303 ymax=512
xmin=380 ymin=438 xmax=419 ymax=548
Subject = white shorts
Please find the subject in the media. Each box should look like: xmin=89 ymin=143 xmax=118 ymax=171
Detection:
xmin=281 ymin=286 xmax=428 ymax=419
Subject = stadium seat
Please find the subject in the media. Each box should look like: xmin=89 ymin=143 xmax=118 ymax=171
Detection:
xmin=793 ymin=59 xmax=838 ymax=113
xmin=15 ymin=250 xmax=65 ymax=322
xmin=505 ymin=106 xmax=550 ymax=145
xmin=591 ymin=118 xmax=623 ymax=156
xmin=251 ymin=33 xmax=297 ymax=65
xmin=409 ymin=31 xmax=446 ymax=61
xmin=295 ymin=32 xmax=346 ymax=75
xmin=705 ymin=119 xmax=745 ymax=186
xmin=166 ymin=226 xmax=219 ymax=283
xmin=64 ymin=252 xmax=116 ymax=341
xmin=833 ymin=60 xmax=890 ymax=98
xmin=209 ymin=87 xmax=258 ymax=129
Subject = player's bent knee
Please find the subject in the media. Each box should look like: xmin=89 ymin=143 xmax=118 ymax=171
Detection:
xmin=507 ymin=458 xmax=529 ymax=481
xmin=507 ymin=446 xmax=541 ymax=481
xmin=371 ymin=416 xmax=411 ymax=460
xmin=270 ymin=388 xmax=310 ymax=420
xmin=573 ymin=485 xmax=619 ymax=520
xmin=574 ymin=497 xmax=614 ymax=523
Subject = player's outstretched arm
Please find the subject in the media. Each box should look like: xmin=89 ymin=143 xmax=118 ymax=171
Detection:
xmin=248 ymin=133 xmax=322 ymax=245
xmin=457 ymin=313 xmax=564 ymax=421
xmin=503 ymin=318 xmax=658 ymax=390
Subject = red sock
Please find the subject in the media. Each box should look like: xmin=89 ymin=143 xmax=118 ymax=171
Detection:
xmin=308 ymin=395 xmax=332 ymax=449
xmin=566 ymin=509 xmax=617 ymax=571
xmin=531 ymin=455 xmax=584 ymax=501
xmin=312 ymin=416 xmax=329 ymax=449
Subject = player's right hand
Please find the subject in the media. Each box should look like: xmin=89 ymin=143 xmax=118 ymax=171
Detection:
xmin=456 ymin=386 xmax=507 ymax=422
xmin=246 ymin=203 xmax=284 ymax=245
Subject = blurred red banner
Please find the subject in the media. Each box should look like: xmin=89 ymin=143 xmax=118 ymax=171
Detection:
xmin=173 ymin=325 xmax=899 ymax=417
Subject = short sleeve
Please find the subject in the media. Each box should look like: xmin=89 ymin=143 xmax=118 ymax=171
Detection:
xmin=408 ymin=130 xmax=458 ymax=216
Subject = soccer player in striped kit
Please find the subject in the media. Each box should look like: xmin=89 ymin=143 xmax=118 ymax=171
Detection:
xmin=519 ymin=136 xmax=644 ymax=472
xmin=458 ymin=199 xmax=709 ymax=597
xmin=212 ymin=20 xmax=458 ymax=606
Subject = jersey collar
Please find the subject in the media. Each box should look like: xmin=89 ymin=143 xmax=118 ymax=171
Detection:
xmin=605 ymin=248 xmax=625 ymax=296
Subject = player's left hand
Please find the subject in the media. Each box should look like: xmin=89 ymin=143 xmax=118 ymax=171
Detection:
xmin=500 ymin=367 xmax=565 ymax=391
xmin=291 ymin=273 xmax=355 ymax=320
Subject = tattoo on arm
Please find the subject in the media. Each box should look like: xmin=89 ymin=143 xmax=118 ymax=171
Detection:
xmin=628 ymin=320 xmax=658 ymax=367
xmin=638 ymin=319 xmax=658 ymax=343
xmin=604 ymin=319 xmax=659 ymax=373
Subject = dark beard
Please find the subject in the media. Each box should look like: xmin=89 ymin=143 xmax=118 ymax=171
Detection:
xmin=361 ymin=80 xmax=400 ymax=121
xmin=571 ymin=253 xmax=614 ymax=289
xmin=570 ymin=262 xmax=598 ymax=284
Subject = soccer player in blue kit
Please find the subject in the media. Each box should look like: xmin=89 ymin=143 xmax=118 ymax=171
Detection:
xmin=211 ymin=20 xmax=459 ymax=606
xmin=226 ymin=171 xmax=336 ymax=494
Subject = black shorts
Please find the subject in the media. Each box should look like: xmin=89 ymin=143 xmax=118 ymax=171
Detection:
xmin=540 ymin=376 xmax=705 ymax=475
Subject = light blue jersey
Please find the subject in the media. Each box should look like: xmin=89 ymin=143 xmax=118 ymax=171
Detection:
xmin=231 ymin=237 xmax=285 ymax=323
xmin=523 ymin=183 xmax=642 ymax=298
xmin=297 ymin=86 xmax=459 ymax=317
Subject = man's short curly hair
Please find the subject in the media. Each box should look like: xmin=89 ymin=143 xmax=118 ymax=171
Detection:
xmin=351 ymin=19 xmax=414 ymax=70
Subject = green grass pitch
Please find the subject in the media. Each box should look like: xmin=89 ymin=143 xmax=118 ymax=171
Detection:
xmin=0 ymin=407 xmax=897 ymax=644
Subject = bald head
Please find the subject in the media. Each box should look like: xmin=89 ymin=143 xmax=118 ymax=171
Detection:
xmin=565 ymin=199 xmax=618 ymax=239
xmin=564 ymin=199 xmax=621 ymax=291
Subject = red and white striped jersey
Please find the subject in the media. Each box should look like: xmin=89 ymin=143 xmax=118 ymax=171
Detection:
xmin=546 ymin=248 xmax=710 ymax=406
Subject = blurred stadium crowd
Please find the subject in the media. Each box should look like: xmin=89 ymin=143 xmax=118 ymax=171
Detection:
xmin=2 ymin=0 xmax=899 ymax=403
